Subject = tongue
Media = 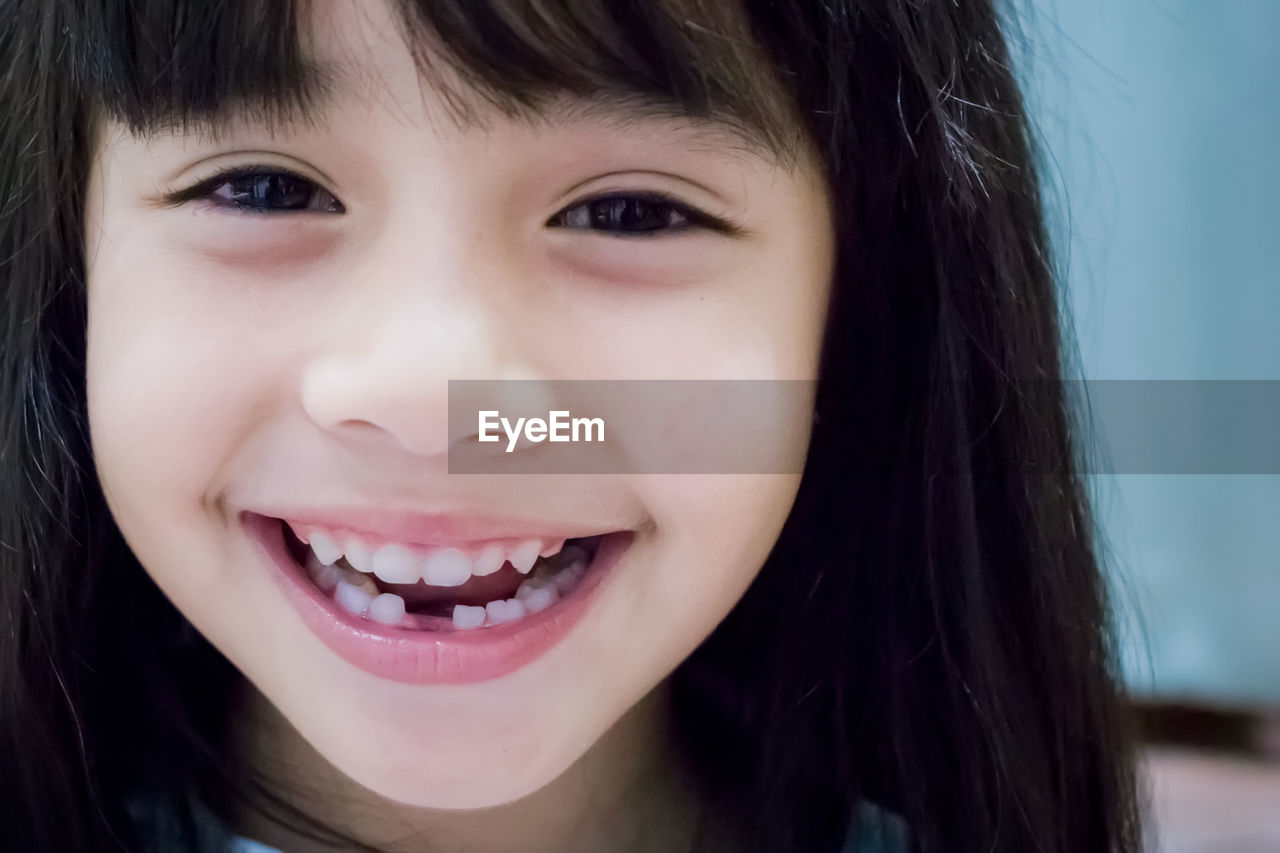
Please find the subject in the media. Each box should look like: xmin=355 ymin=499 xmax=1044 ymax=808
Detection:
xmin=375 ymin=563 xmax=528 ymax=611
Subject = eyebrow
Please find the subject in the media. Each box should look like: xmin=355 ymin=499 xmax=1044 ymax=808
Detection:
xmin=532 ymin=95 xmax=784 ymax=162
xmin=161 ymin=57 xmax=788 ymax=164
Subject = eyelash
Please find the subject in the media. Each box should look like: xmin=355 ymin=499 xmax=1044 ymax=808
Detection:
xmin=164 ymin=166 xmax=345 ymax=215
xmin=162 ymin=166 xmax=742 ymax=237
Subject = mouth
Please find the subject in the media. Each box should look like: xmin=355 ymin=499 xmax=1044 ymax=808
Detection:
xmin=284 ymin=523 xmax=607 ymax=631
xmin=242 ymin=512 xmax=632 ymax=683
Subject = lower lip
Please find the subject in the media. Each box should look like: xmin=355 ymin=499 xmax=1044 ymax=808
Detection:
xmin=242 ymin=513 xmax=627 ymax=685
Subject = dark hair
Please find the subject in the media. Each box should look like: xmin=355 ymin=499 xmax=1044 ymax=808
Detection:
xmin=0 ymin=1 xmax=1142 ymax=851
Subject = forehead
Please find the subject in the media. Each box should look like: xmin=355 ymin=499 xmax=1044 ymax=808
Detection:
xmin=254 ymin=8 xmax=780 ymax=162
xmin=86 ymin=0 xmax=804 ymax=164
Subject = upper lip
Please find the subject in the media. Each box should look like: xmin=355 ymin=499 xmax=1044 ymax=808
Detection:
xmin=241 ymin=506 xmax=623 ymax=548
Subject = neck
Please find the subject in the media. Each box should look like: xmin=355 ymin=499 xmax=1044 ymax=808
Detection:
xmin=228 ymin=681 xmax=718 ymax=853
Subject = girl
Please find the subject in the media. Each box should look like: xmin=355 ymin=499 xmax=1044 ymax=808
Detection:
xmin=0 ymin=1 xmax=1143 ymax=851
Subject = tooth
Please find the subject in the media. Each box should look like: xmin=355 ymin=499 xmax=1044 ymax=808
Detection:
xmin=309 ymin=532 xmax=343 ymax=566
xmin=485 ymin=598 xmax=527 ymax=624
xmin=556 ymin=544 xmax=590 ymax=568
xmin=539 ymin=539 xmax=566 ymax=559
xmin=334 ymin=579 xmax=373 ymax=616
xmin=343 ymin=538 xmax=372 ymax=573
xmin=347 ymin=573 xmax=379 ymax=596
xmin=305 ymin=548 xmax=363 ymax=593
xmin=550 ymin=563 xmax=585 ymax=595
xmin=452 ymin=604 xmax=486 ymax=630
xmin=422 ymin=548 xmax=472 ymax=586
xmin=303 ymin=547 xmax=322 ymax=570
xmin=472 ymin=543 xmax=506 ymax=577
xmin=514 ymin=576 xmax=557 ymax=601
xmin=508 ymin=539 xmax=542 ymax=574
xmin=368 ymin=592 xmax=406 ymax=625
xmin=307 ymin=559 xmax=344 ymax=594
xmin=371 ymin=544 xmax=421 ymax=584
xmin=522 ymin=587 xmax=557 ymax=614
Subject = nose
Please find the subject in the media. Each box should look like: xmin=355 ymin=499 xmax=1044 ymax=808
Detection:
xmin=300 ymin=231 xmax=540 ymax=459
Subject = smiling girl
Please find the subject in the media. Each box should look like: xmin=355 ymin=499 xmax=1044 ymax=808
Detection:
xmin=0 ymin=1 xmax=1141 ymax=851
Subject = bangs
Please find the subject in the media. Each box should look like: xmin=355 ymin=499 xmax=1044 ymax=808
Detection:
xmin=76 ymin=0 xmax=803 ymax=160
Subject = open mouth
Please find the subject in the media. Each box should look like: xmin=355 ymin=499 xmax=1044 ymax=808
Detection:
xmin=278 ymin=521 xmax=618 ymax=633
xmin=243 ymin=512 xmax=634 ymax=682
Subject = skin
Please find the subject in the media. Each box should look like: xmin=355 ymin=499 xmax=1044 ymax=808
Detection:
xmin=83 ymin=1 xmax=834 ymax=850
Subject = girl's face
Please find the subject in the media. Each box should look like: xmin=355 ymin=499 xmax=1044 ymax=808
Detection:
xmin=84 ymin=0 xmax=833 ymax=810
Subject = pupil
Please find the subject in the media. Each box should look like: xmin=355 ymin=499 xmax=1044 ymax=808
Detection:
xmin=231 ymin=174 xmax=311 ymax=210
xmin=592 ymin=198 xmax=668 ymax=232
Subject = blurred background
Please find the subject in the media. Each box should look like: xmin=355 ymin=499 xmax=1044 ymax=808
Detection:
xmin=1022 ymin=0 xmax=1280 ymax=849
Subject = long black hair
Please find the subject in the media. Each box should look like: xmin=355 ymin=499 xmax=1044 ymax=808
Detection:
xmin=0 ymin=1 xmax=1142 ymax=850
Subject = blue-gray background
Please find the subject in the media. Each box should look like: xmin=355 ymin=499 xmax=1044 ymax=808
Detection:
xmin=1024 ymin=0 xmax=1280 ymax=703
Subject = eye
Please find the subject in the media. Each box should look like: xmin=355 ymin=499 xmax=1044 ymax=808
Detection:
xmin=165 ymin=166 xmax=345 ymax=214
xmin=547 ymin=192 xmax=737 ymax=237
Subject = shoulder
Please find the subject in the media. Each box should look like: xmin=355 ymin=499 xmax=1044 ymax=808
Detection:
xmin=841 ymin=801 xmax=911 ymax=853
xmin=127 ymin=790 xmax=283 ymax=853
xmin=227 ymin=837 xmax=281 ymax=853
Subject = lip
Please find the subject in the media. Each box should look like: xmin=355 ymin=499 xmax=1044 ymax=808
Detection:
xmin=250 ymin=505 xmax=606 ymax=550
xmin=242 ymin=512 xmax=630 ymax=685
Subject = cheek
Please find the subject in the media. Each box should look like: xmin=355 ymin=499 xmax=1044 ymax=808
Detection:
xmin=85 ymin=218 xmax=296 ymax=477
xmin=546 ymin=238 xmax=832 ymax=385
xmin=639 ymin=474 xmax=802 ymax=634
xmin=88 ymin=293 xmax=237 ymax=501
xmin=84 ymin=257 xmax=309 ymax=684
xmin=84 ymin=243 xmax=285 ymax=587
